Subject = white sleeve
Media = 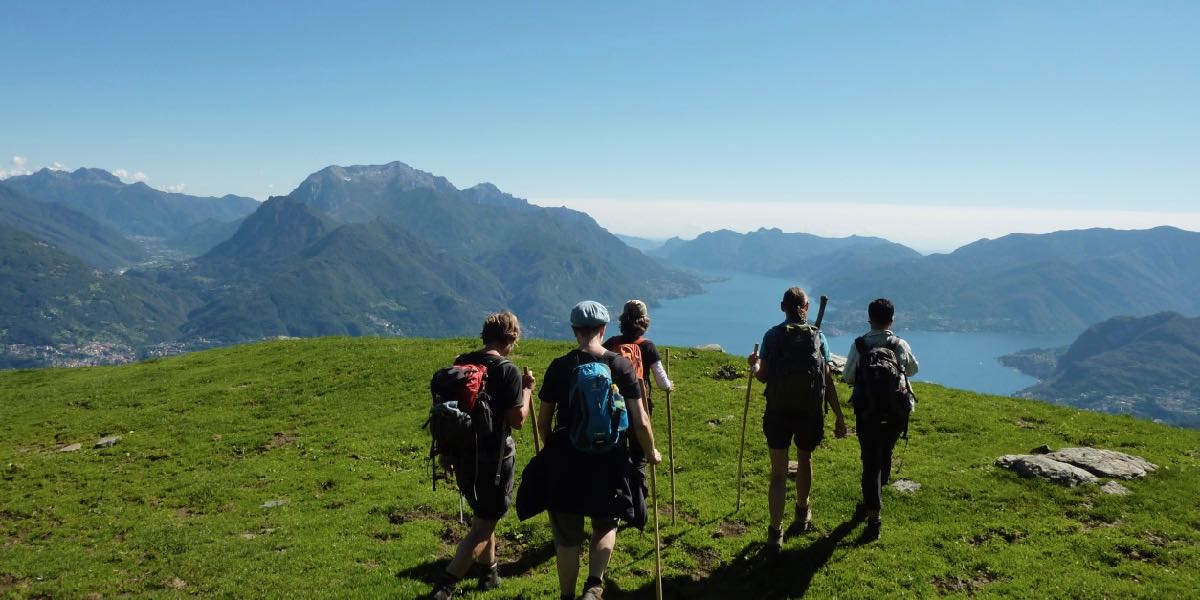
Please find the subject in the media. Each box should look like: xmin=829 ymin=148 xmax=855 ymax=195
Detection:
xmin=650 ymin=360 xmax=673 ymax=391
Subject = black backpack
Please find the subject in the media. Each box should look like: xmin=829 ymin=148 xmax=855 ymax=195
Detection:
xmin=763 ymin=322 xmax=827 ymax=417
xmin=424 ymin=357 xmax=509 ymax=492
xmin=852 ymin=337 xmax=914 ymax=435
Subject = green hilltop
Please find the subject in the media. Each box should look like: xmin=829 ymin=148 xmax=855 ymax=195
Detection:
xmin=2 ymin=338 xmax=1198 ymax=598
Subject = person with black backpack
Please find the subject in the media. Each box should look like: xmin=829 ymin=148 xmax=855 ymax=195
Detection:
xmin=603 ymin=299 xmax=674 ymax=472
xmin=427 ymin=311 xmax=535 ymax=600
xmin=842 ymin=298 xmax=919 ymax=542
xmin=747 ymin=287 xmax=847 ymax=556
xmin=530 ymin=300 xmax=662 ymax=600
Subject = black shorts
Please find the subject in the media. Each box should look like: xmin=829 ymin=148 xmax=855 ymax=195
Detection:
xmin=547 ymin=512 xmax=619 ymax=547
xmin=456 ymin=452 xmax=516 ymax=520
xmin=762 ymin=410 xmax=824 ymax=452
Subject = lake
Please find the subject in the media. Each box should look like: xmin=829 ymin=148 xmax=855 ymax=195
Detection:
xmin=647 ymin=272 xmax=1078 ymax=396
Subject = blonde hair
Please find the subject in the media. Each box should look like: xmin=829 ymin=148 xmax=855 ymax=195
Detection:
xmin=481 ymin=311 xmax=521 ymax=345
xmin=618 ymin=299 xmax=650 ymax=338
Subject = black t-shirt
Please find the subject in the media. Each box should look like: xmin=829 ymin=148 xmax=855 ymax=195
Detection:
xmin=455 ymin=351 xmax=521 ymax=453
xmin=602 ymin=335 xmax=661 ymax=377
xmin=539 ymin=349 xmax=642 ymax=431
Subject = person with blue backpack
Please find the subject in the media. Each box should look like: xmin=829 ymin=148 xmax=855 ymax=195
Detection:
xmin=531 ymin=300 xmax=662 ymax=600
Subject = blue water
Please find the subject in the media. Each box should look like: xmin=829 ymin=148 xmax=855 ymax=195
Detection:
xmin=648 ymin=271 xmax=1078 ymax=396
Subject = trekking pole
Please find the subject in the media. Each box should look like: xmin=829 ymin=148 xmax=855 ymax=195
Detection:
xmin=458 ymin=493 xmax=465 ymax=524
xmin=650 ymin=462 xmax=663 ymax=600
xmin=664 ymin=348 xmax=676 ymax=525
xmin=736 ymin=344 xmax=759 ymax=512
xmin=524 ymin=367 xmax=541 ymax=454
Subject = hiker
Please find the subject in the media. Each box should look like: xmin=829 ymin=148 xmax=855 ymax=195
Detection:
xmin=534 ymin=300 xmax=662 ymax=600
xmin=747 ymin=287 xmax=847 ymax=554
xmin=603 ymin=299 xmax=674 ymax=469
xmin=428 ymin=311 xmax=535 ymax=600
xmin=842 ymin=298 xmax=919 ymax=542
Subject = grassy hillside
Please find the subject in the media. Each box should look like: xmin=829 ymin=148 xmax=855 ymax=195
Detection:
xmin=2 ymin=338 xmax=1198 ymax=598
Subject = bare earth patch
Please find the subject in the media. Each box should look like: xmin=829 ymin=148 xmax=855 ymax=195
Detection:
xmin=933 ymin=566 xmax=1002 ymax=595
xmin=261 ymin=433 xmax=297 ymax=452
xmin=712 ymin=520 xmax=749 ymax=539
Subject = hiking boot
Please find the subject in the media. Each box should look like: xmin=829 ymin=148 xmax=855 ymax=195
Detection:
xmin=760 ymin=525 xmax=783 ymax=559
xmin=428 ymin=582 xmax=455 ymax=600
xmin=793 ymin=503 xmax=814 ymax=532
xmin=580 ymin=583 xmax=605 ymax=599
xmin=862 ymin=518 xmax=882 ymax=543
xmin=477 ymin=562 xmax=501 ymax=591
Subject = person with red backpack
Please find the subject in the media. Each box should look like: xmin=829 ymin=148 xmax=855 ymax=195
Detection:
xmin=428 ymin=311 xmax=535 ymax=600
xmin=529 ymin=300 xmax=662 ymax=600
xmin=603 ymin=299 xmax=674 ymax=471
xmin=842 ymin=298 xmax=919 ymax=542
xmin=747 ymin=287 xmax=847 ymax=556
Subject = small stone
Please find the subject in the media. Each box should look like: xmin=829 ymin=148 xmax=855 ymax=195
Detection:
xmin=58 ymin=443 xmax=82 ymax=453
xmin=891 ymin=479 xmax=921 ymax=494
xmin=694 ymin=344 xmax=725 ymax=352
xmin=787 ymin=460 xmax=798 ymax=479
xmin=261 ymin=499 xmax=288 ymax=509
xmin=94 ymin=436 xmax=121 ymax=448
xmin=995 ymin=454 xmax=1098 ymax=487
xmin=1030 ymin=444 xmax=1052 ymax=454
xmin=1100 ymin=481 xmax=1131 ymax=496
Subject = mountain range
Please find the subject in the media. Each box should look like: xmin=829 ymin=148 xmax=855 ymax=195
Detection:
xmin=653 ymin=226 xmax=1200 ymax=334
xmin=0 ymin=163 xmax=700 ymax=366
xmin=652 ymin=227 xmax=922 ymax=281
xmin=1002 ymin=312 xmax=1200 ymax=428
xmin=1 ymin=168 xmax=259 ymax=242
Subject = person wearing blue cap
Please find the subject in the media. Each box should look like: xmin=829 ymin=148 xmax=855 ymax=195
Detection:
xmin=532 ymin=300 xmax=662 ymax=600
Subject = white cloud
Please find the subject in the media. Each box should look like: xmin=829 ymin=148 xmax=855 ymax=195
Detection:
xmin=530 ymin=197 xmax=1200 ymax=254
xmin=112 ymin=169 xmax=149 ymax=184
xmin=1 ymin=155 xmax=32 ymax=179
xmin=163 ymin=183 xmax=186 ymax=193
xmin=49 ymin=161 xmax=68 ymax=171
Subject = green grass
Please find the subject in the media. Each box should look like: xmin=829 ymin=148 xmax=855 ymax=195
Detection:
xmin=2 ymin=337 xmax=1198 ymax=598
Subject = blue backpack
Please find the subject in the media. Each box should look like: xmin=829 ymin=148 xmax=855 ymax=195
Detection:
xmin=567 ymin=353 xmax=629 ymax=454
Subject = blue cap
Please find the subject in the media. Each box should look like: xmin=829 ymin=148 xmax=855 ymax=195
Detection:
xmin=570 ymin=300 xmax=610 ymax=327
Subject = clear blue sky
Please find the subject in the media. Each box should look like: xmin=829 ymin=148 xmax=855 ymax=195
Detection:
xmin=3 ymin=1 xmax=1197 ymax=249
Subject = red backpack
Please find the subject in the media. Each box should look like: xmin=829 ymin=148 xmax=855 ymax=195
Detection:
xmin=425 ymin=359 xmax=508 ymax=490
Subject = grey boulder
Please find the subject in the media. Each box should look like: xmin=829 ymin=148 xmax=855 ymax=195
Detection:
xmin=1043 ymin=447 xmax=1158 ymax=480
xmin=995 ymin=454 xmax=1099 ymax=487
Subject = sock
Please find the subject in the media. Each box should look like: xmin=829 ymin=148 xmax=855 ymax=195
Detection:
xmin=584 ymin=575 xmax=604 ymax=590
xmin=437 ymin=571 xmax=460 ymax=586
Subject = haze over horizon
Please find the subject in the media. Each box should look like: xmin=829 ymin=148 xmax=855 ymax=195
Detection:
xmin=4 ymin=2 xmax=1197 ymax=250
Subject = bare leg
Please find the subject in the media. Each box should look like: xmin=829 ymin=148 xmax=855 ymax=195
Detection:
xmin=556 ymin=544 xmax=581 ymax=596
xmin=446 ymin=516 xmax=499 ymax=577
xmin=587 ymin=525 xmax=618 ymax=581
xmin=768 ymin=447 xmax=790 ymax=529
xmin=794 ymin=449 xmax=813 ymax=511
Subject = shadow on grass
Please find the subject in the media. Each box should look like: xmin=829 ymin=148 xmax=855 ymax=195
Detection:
xmin=613 ymin=514 xmax=865 ymax=599
xmin=394 ymin=539 xmax=556 ymax=587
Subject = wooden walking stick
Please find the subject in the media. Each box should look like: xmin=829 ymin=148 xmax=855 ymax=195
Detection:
xmin=736 ymin=343 xmax=759 ymax=512
xmin=664 ymin=348 xmax=676 ymax=525
xmin=524 ymin=367 xmax=541 ymax=454
xmin=650 ymin=462 xmax=663 ymax=600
